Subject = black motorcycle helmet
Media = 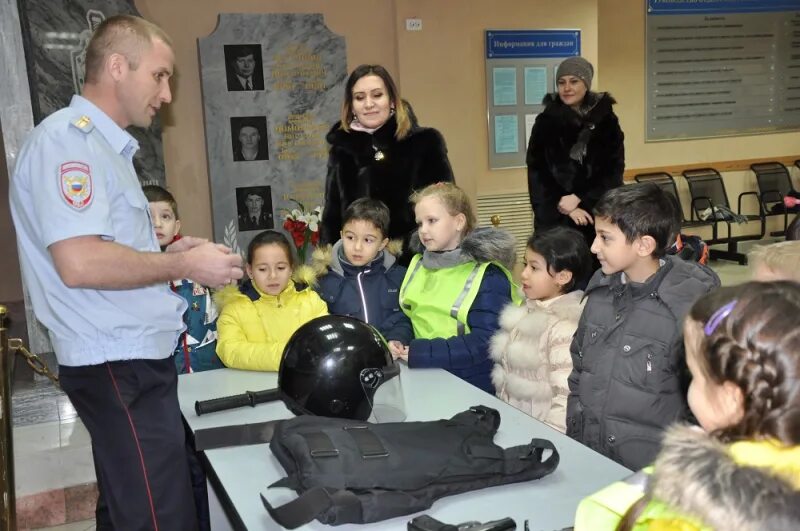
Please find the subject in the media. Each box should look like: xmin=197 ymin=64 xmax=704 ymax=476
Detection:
xmin=278 ymin=315 xmax=402 ymax=421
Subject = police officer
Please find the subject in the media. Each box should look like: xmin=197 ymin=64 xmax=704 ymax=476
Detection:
xmin=9 ymin=15 xmax=243 ymax=531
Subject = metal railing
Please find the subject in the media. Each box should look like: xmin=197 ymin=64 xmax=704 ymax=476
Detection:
xmin=1 ymin=304 xmax=59 ymax=530
xmin=1 ymin=304 xmax=16 ymax=531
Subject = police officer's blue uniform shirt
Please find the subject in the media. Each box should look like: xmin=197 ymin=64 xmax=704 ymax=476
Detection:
xmin=10 ymin=95 xmax=186 ymax=366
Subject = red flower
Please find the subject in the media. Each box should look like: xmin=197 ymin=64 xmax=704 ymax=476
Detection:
xmin=282 ymin=201 xmax=322 ymax=263
xmin=283 ymin=219 xmax=307 ymax=244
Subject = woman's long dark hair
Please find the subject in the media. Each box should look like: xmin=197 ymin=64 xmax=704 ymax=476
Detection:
xmin=339 ymin=64 xmax=411 ymax=139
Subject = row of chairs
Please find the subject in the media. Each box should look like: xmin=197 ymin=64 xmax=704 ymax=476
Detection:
xmin=634 ymin=161 xmax=800 ymax=265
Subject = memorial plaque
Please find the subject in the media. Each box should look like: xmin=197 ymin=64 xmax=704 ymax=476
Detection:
xmin=646 ymin=0 xmax=800 ymax=141
xmin=199 ymin=13 xmax=346 ymax=256
xmin=18 ymin=0 xmax=166 ymax=184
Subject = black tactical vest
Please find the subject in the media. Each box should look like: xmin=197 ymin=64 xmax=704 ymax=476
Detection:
xmin=262 ymin=405 xmax=560 ymax=528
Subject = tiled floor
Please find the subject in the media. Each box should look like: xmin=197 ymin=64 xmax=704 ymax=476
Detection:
xmin=7 ymin=252 xmax=755 ymax=529
xmin=12 ymin=359 xmax=98 ymax=529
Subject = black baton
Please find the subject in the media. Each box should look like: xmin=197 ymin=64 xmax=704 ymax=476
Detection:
xmin=195 ymin=388 xmax=281 ymax=416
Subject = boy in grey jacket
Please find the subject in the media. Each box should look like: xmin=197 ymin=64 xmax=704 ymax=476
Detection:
xmin=566 ymin=183 xmax=720 ymax=471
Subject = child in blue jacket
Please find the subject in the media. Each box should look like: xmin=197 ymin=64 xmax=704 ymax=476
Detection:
xmin=313 ymin=198 xmax=412 ymax=346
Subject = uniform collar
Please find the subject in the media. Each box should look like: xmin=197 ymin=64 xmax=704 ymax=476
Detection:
xmin=69 ymin=95 xmax=139 ymax=158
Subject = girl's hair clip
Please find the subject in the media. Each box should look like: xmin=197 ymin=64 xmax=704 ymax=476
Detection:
xmin=704 ymin=300 xmax=737 ymax=336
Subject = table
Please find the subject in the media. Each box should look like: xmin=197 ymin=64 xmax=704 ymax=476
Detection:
xmin=178 ymin=365 xmax=630 ymax=531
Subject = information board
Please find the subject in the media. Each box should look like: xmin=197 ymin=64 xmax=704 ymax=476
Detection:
xmin=646 ymin=0 xmax=800 ymax=141
xmin=485 ymin=30 xmax=580 ymax=169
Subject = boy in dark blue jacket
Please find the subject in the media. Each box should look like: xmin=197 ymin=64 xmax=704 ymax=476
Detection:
xmin=313 ymin=198 xmax=412 ymax=347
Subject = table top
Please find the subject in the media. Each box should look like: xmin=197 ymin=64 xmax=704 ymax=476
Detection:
xmin=178 ymin=365 xmax=630 ymax=531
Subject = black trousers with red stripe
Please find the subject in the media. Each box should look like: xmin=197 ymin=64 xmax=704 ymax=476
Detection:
xmin=59 ymin=358 xmax=198 ymax=531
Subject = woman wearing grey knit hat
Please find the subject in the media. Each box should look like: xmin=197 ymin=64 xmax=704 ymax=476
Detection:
xmin=525 ymin=56 xmax=625 ymax=252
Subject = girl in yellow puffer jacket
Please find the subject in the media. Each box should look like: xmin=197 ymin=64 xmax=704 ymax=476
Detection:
xmin=575 ymin=281 xmax=800 ymax=531
xmin=215 ymin=230 xmax=327 ymax=371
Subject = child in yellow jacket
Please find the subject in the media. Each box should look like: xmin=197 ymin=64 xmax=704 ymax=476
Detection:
xmin=216 ymin=230 xmax=327 ymax=371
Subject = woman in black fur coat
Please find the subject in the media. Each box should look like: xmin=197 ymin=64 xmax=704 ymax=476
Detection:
xmin=320 ymin=64 xmax=454 ymax=262
xmin=526 ymin=57 xmax=624 ymax=248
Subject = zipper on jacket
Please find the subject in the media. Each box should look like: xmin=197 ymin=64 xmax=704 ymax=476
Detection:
xmin=357 ymin=269 xmax=370 ymax=323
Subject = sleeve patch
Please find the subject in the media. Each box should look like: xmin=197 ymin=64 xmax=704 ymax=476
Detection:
xmin=60 ymin=161 xmax=93 ymax=210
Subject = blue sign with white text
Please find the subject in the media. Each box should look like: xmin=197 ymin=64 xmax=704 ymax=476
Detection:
xmin=485 ymin=30 xmax=580 ymax=59
xmin=648 ymin=0 xmax=800 ymax=15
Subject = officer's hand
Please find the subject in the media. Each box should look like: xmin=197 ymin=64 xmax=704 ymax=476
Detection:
xmin=185 ymin=242 xmax=244 ymax=288
xmin=166 ymin=235 xmax=208 ymax=253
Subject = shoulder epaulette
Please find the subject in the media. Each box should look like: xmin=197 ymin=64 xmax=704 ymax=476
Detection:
xmin=69 ymin=115 xmax=94 ymax=133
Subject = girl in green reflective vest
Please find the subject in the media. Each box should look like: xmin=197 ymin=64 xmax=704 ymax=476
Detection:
xmin=392 ymin=182 xmax=520 ymax=393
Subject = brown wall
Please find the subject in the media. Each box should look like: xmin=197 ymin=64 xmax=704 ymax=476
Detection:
xmin=598 ymin=0 xmax=800 ymax=239
xmin=598 ymin=0 xmax=800 ymax=171
xmin=135 ymin=0 xmax=399 ymax=239
xmin=138 ymin=0 xmax=797 ymax=239
xmin=0 ymin=126 xmax=24 ymax=303
xmin=135 ymin=0 xmax=597 ymax=238
xmin=394 ymin=0 xmax=598 ymax=198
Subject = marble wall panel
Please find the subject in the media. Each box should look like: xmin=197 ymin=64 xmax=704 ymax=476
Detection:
xmin=198 ymin=13 xmax=346 ymax=255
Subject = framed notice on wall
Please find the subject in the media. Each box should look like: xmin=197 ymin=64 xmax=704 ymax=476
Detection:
xmin=646 ymin=0 xmax=800 ymax=141
xmin=485 ymin=30 xmax=580 ymax=169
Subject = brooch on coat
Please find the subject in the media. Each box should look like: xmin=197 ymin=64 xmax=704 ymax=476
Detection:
xmin=371 ymin=139 xmax=385 ymax=161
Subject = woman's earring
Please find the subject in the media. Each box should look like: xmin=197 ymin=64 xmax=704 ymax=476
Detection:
xmin=390 ymin=106 xmax=395 ymax=116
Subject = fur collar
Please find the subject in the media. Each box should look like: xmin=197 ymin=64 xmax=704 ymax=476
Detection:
xmin=326 ymin=108 xmax=429 ymax=151
xmin=311 ymin=239 xmax=401 ymax=276
xmin=327 ymin=114 xmax=396 ymax=146
xmin=499 ymin=291 xmax=585 ymax=330
xmin=649 ymin=425 xmax=800 ymax=530
xmin=525 ymin=290 xmax=585 ymax=319
xmin=213 ymin=265 xmax=318 ymax=308
xmin=492 ymin=291 xmax=584 ymax=362
xmin=409 ymin=227 xmax=516 ymax=271
xmin=541 ymin=91 xmax=617 ymax=123
xmin=327 ymin=100 xmax=423 ymax=145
